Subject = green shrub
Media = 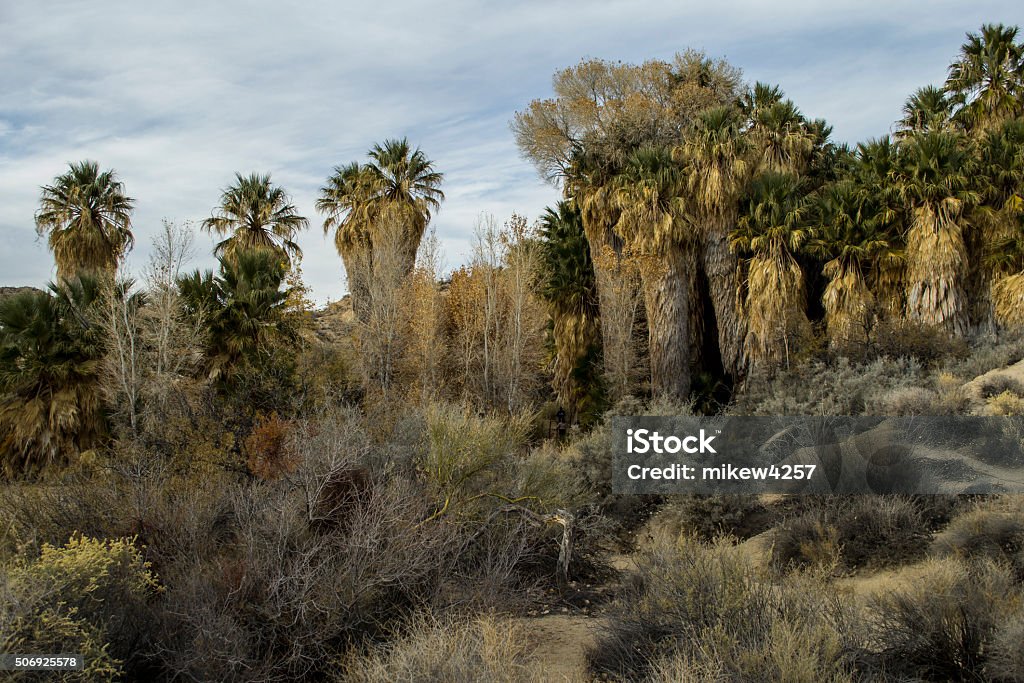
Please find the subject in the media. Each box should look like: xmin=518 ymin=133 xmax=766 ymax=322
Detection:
xmin=0 ymin=535 xmax=160 ymax=681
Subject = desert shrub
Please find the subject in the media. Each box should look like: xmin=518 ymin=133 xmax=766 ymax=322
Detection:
xmin=342 ymin=613 xmax=552 ymax=683
xmin=991 ymin=614 xmax=1024 ymax=682
xmin=244 ymin=412 xmax=298 ymax=480
xmin=771 ymin=496 xmax=929 ymax=571
xmin=978 ymin=374 xmax=1024 ymax=399
xmin=864 ymin=558 xmax=1024 ymax=681
xmin=734 ymin=356 xmax=926 ymax=416
xmin=879 ymin=386 xmax=939 ymax=415
xmin=944 ymin=330 xmax=1024 ymax=381
xmin=0 ymin=535 xmax=161 ymax=680
xmin=643 ymin=495 xmax=771 ymax=544
xmin=933 ymin=499 xmax=1024 ymax=579
xmin=864 ymin=318 xmax=969 ymax=367
xmin=154 ymin=468 xmax=455 ymax=682
xmin=988 ymin=390 xmax=1024 ymax=415
xmin=588 ymin=537 xmax=856 ymax=682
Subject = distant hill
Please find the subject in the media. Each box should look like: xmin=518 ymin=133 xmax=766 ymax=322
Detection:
xmin=0 ymin=286 xmax=45 ymax=302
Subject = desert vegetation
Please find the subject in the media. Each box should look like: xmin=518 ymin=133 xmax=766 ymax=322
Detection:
xmin=2 ymin=22 xmax=1024 ymax=682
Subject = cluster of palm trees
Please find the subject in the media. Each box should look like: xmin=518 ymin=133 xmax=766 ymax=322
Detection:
xmin=0 ymin=138 xmax=443 ymax=474
xmin=522 ymin=23 xmax=1024 ymax=408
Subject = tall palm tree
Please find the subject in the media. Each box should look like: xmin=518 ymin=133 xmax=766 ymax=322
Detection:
xmin=614 ymin=145 xmax=693 ymax=399
xmin=732 ymin=172 xmax=811 ymax=367
xmin=317 ymin=140 xmax=444 ymax=321
xmin=35 ymin=161 xmax=135 ymax=282
xmin=316 ymin=161 xmax=376 ymax=321
xmin=808 ymin=180 xmax=896 ymax=345
xmin=202 ymin=173 xmax=308 ymax=266
xmin=537 ymin=201 xmax=602 ymax=417
xmin=676 ymin=105 xmax=751 ymax=379
xmin=0 ymin=278 xmax=106 ymax=477
xmin=364 ymin=138 xmax=445 ymax=275
xmin=891 ymin=130 xmax=979 ymax=335
xmin=853 ymin=137 xmax=907 ymax=315
xmin=896 ymin=86 xmax=953 ymax=139
xmin=946 ymin=23 xmax=1024 ymax=131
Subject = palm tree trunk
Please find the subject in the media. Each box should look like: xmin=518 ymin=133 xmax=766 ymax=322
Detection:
xmin=642 ymin=243 xmax=692 ymax=401
xmin=340 ymin=243 xmax=372 ymax=324
xmin=702 ymin=220 xmax=746 ymax=379
xmin=905 ymin=206 xmax=968 ymax=336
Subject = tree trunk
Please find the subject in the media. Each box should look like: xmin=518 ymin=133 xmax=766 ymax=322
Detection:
xmin=341 ymin=243 xmax=372 ymax=324
xmin=702 ymin=221 xmax=746 ymax=380
xmin=642 ymin=243 xmax=692 ymax=401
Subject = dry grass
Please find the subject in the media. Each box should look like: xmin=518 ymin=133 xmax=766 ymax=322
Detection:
xmin=342 ymin=613 xmax=558 ymax=683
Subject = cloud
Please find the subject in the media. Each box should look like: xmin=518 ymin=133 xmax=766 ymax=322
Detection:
xmin=0 ymin=0 xmax=1017 ymax=302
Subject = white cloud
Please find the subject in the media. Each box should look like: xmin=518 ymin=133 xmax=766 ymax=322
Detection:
xmin=0 ymin=0 xmax=1018 ymax=302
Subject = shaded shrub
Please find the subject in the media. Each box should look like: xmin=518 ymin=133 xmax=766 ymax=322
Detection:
xmin=865 ymin=558 xmax=1024 ymax=681
xmin=978 ymin=374 xmax=1024 ymax=399
xmin=933 ymin=499 xmax=1024 ymax=579
xmin=0 ymin=535 xmax=161 ymax=680
xmin=866 ymin=318 xmax=968 ymax=367
xmin=771 ymin=495 xmax=929 ymax=571
xmin=991 ymin=614 xmax=1024 ymax=682
xmin=342 ymin=613 xmax=552 ymax=683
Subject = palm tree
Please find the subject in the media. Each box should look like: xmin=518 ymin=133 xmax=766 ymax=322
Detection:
xmin=614 ymin=145 xmax=693 ymax=400
xmin=732 ymin=172 xmax=811 ymax=367
xmin=537 ymin=201 xmax=602 ymax=417
xmin=896 ymin=86 xmax=953 ymax=139
xmin=364 ymin=138 xmax=445 ymax=275
xmin=946 ymin=23 xmax=1024 ymax=131
xmin=676 ymin=105 xmax=751 ymax=379
xmin=316 ymin=161 xmax=376 ymax=321
xmin=853 ymin=137 xmax=907 ymax=315
xmin=976 ymin=118 xmax=1024 ymax=325
xmin=739 ymin=82 xmax=785 ymax=122
xmin=0 ymin=278 xmax=106 ymax=477
xmin=35 ymin=161 xmax=135 ymax=282
xmin=178 ymin=250 xmax=294 ymax=382
xmin=747 ymin=98 xmax=814 ymax=174
xmin=808 ymin=180 xmax=897 ymax=345
xmin=891 ymin=130 xmax=979 ymax=335
xmin=202 ymin=173 xmax=308 ymax=266
xmin=317 ymin=140 xmax=444 ymax=321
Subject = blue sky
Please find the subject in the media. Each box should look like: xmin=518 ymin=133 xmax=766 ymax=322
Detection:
xmin=1 ymin=1 xmax=1021 ymax=303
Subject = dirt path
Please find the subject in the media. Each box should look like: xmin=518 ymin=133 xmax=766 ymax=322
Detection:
xmin=515 ymin=613 xmax=606 ymax=682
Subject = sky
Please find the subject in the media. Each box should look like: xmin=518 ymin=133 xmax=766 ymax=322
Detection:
xmin=1 ymin=1 xmax=1021 ymax=304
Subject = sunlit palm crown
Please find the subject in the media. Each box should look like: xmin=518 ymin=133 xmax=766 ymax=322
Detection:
xmin=613 ymin=145 xmax=688 ymax=251
xmin=34 ymin=160 xmax=135 ymax=281
xmin=202 ymin=172 xmax=308 ymax=264
xmin=946 ymin=23 xmax=1024 ymax=129
xmin=317 ymin=138 xmax=444 ymax=255
xmin=675 ymin=105 xmax=750 ymax=219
